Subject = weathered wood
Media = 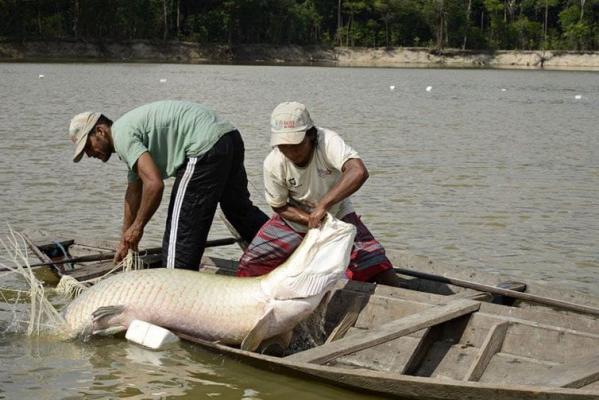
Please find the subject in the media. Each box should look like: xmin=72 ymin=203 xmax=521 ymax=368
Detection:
xmin=551 ymin=355 xmax=599 ymax=388
xmin=423 ymin=342 xmax=479 ymax=380
xmin=178 ymin=332 xmax=599 ymax=400
xmin=499 ymin=319 xmax=599 ymax=364
xmin=465 ymin=321 xmax=510 ymax=382
xmin=25 ymin=237 xmax=238 ymax=269
xmin=353 ymin=295 xmax=432 ymax=330
xmin=325 ymin=294 xmax=367 ymax=343
xmin=335 ymin=330 xmax=422 ymax=371
xmin=478 ymin=301 xmax=599 ymax=335
xmin=452 ymin=291 xmax=494 ymax=302
xmin=286 ymin=299 xmax=480 ymax=365
xmin=34 ymin=239 xmax=74 ymax=254
xmin=480 ymin=353 xmax=560 ymax=385
xmin=401 ymin=326 xmax=440 ymax=374
xmin=394 ymin=267 xmax=599 ymax=317
xmin=389 ymin=250 xmax=599 ymax=310
xmin=21 ymin=233 xmax=64 ymax=274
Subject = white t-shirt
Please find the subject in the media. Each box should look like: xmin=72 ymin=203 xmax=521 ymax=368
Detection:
xmin=263 ymin=127 xmax=360 ymax=232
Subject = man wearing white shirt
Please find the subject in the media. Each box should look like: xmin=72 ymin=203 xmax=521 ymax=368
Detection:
xmin=236 ymin=102 xmax=403 ymax=287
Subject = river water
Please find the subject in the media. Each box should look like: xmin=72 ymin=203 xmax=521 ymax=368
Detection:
xmin=0 ymin=63 xmax=597 ymax=399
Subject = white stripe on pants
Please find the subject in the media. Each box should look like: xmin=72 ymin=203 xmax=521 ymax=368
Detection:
xmin=166 ymin=157 xmax=197 ymax=268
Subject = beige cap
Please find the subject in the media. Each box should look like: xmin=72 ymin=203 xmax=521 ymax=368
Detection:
xmin=270 ymin=102 xmax=314 ymax=146
xmin=69 ymin=111 xmax=101 ymax=162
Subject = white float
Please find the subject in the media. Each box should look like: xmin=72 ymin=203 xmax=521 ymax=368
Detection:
xmin=126 ymin=319 xmax=179 ymax=350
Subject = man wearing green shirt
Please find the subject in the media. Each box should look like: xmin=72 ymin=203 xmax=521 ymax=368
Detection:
xmin=68 ymin=100 xmax=268 ymax=269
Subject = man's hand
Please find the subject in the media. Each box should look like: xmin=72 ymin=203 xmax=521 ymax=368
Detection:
xmin=113 ymin=241 xmax=129 ymax=264
xmin=113 ymin=224 xmax=144 ymax=264
xmin=123 ymin=223 xmax=143 ymax=250
xmin=308 ymin=205 xmax=327 ymax=229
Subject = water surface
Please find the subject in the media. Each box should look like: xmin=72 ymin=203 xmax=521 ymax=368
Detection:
xmin=0 ymin=63 xmax=597 ymax=399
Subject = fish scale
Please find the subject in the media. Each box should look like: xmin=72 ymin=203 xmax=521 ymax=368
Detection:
xmin=62 ymin=216 xmax=356 ymax=349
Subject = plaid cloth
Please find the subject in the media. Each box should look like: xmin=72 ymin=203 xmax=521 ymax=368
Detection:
xmin=236 ymin=212 xmax=392 ymax=281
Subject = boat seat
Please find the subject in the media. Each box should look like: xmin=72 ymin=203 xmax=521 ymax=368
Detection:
xmin=532 ymin=354 xmax=599 ymax=389
xmin=286 ymin=299 xmax=480 ymax=365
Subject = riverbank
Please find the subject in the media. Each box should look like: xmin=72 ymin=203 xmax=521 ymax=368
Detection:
xmin=1 ymin=40 xmax=598 ymax=70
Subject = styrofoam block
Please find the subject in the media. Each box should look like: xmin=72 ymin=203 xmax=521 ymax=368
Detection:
xmin=126 ymin=319 xmax=179 ymax=350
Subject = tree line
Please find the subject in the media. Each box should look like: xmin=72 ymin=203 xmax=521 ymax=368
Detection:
xmin=1 ymin=0 xmax=597 ymax=50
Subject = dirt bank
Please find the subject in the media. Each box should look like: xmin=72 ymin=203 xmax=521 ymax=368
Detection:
xmin=1 ymin=40 xmax=598 ymax=70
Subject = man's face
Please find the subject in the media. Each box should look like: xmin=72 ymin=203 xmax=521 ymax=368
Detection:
xmin=278 ymin=135 xmax=312 ymax=167
xmin=84 ymin=128 xmax=112 ymax=162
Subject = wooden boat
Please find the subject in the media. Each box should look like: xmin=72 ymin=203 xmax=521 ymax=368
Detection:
xmin=21 ymin=231 xmax=599 ymax=400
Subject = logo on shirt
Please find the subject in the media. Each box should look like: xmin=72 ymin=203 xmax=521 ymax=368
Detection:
xmin=288 ymin=178 xmax=297 ymax=186
xmin=317 ymin=168 xmax=332 ymax=177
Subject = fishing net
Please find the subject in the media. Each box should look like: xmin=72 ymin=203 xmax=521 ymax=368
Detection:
xmin=0 ymin=229 xmax=66 ymax=336
xmin=0 ymin=228 xmax=143 ymax=336
xmin=54 ymin=250 xmax=142 ymax=299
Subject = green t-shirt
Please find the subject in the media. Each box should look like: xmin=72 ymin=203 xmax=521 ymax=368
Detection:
xmin=112 ymin=100 xmax=235 ymax=181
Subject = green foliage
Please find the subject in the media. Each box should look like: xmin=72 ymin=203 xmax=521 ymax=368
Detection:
xmin=0 ymin=0 xmax=596 ymax=50
xmin=512 ymin=16 xmax=543 ymax=49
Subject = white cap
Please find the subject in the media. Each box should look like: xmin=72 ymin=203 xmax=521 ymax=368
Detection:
xmin=69 ymin=111 xmax=102 ymax=162
xmin=270 ymin=102 xmax=314 ymax=146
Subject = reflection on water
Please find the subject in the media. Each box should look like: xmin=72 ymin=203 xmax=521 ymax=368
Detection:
xmin=0 ymin=62 xmax=598 ymax=398
xmin=0 ymin=335 xmax=384 ymax=400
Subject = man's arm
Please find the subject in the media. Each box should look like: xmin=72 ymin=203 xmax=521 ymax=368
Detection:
xmin=308 ymin=158 xmax=369 ymax=228
xmin=122 ymin=179 xmax=142 ymax=235
xmin=114 ymin=152 xmax=164 ymax=263
xmin=272 ymin=204 xmax=311 ymax=226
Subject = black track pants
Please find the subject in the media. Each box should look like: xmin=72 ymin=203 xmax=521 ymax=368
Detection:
xmin=161 ymin=130 xmax=268 ymax=269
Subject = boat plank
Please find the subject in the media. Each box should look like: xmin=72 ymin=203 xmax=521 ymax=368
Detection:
xmin=388 ymin=250 xmax=599 ymax=309
xmin=417 ymin=341 xmax=479 ymax=380
xmin=63 ymin=260 xmax=117 ymax=280
xmin=545 ymin=355 xmax=599 ymax=389
xmin=286 ymin=299 xmax=480 ymax=365
xmin=499 ymin=320 xmax=599 ymax=363
xmin=22 ymin=233 xmax=65 ymax=274
xmin=464 ymin=321 xmax=510 ymax=382
xmin=346 ymin=284 xmax=599 ymax=338
xmin=325 ymin=294 xmax=368 ymax=343
xmin=178 ymin=332 xmax=597 ymax=400
xmin=401 ymin=326 xmax=440 ymax=374
xmin=480 ymin=353 xmax=559 ymax=385
xmin=335 ymin=332 xmax=422 ymax=371
xmin=353 ymin=296 xmax=431 ymax=330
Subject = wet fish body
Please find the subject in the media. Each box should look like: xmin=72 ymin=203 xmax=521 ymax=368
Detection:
xmin=62 ymin=217 xmax=356 ymax=350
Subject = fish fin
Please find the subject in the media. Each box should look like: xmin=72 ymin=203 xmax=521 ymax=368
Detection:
xmin=91 ymin=305 xmax=127 ymax=336
xmin=92 ymin=305 xmax=126 ymax=323
xmin=240 ymin=308 xmax=275 ymax=352
xmin=92 ymin=326 xmax=127 ymax=336
xmin=257 ymin=330 xmax=293 ymax=356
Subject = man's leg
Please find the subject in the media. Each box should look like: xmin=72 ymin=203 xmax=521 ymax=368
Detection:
xmin=236 ymin=214 xmax=303 ymax=277
xmin=371 ymin=269 xmax=407 ymax=287
xmin=161 ymin=135 xmax=234 ymax=270
xmin=341 ymin=213 xmax=404 ymax=287
xmin=218 ymin=130 xmax=269 ymax=243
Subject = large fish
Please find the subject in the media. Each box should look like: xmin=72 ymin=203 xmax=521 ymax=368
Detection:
xmin=62 ymin=216 xmax=356 ymax=351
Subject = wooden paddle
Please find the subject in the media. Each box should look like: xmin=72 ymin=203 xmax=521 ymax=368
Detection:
xmin=1 ymin=237 xmax=238 ymax=272
xmin=394 ymin=267 xmax=599 ymax=317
